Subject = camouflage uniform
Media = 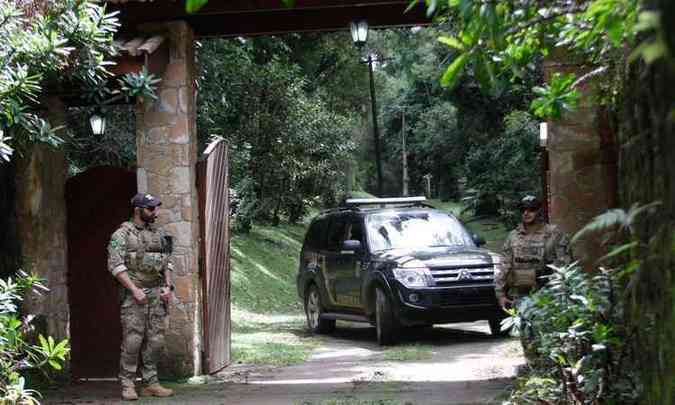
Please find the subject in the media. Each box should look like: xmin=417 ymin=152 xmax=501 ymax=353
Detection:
xmin=495 ymin=223 xmax=572 ymax=300
xmin=495 ymin=223 xmax=572 ymax=362
xmin=107 ymin=221 xmax=173 ymax=388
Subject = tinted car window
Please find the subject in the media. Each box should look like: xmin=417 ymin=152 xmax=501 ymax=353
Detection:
xmin=345 ymin=218 xmax=365 ymax=244
xmin=366 ymin=211 xmax=474 ymax=252
xmin=305 ymin=217 xmax=328 ymax=250
xmin=325 ymin=216 xmax=347 ymax=252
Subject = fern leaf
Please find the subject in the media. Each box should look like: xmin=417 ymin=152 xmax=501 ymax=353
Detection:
xmin=572 ymin=209 xmax=628 ymax=244
xmin=597 ymin=241 xmax=639 ymax=263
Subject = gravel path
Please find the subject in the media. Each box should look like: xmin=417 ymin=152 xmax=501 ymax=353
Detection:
xmin=45 ymin=321 xmax=523 ymax=405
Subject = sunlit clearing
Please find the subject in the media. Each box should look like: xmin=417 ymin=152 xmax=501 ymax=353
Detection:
xmin=231 ymin=246 xmax=285 ymax=283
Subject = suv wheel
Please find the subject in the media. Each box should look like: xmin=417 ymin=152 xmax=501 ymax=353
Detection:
xmin=489 ymin=317 xmax=510 ymax=337
xmin=375 ymin=287 xmax=398 ymax=345
xmin=305 ymin=285 xmax=335 ymax=334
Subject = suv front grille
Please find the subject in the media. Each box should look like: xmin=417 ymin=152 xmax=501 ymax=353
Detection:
xmin=429 ymin=265 xmax=494 ymax=286
xmin=435 ymin=288 xmax=497 ymax=306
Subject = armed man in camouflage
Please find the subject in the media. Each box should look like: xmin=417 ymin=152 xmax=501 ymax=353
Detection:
xmin=495 ymin=195 xmax=572 ymax=361
xmin=107 ymin=193 xmax=175 ymax=401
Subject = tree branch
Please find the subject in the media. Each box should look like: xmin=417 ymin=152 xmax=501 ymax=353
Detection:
xmin=505 ymin=4 xmax=589 ymax=37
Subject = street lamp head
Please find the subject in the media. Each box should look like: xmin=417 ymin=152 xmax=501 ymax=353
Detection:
xmin=90 ymin=111 xmax=106 ymax=135
xmin=350 ymin=20 xmax=368 ymax=48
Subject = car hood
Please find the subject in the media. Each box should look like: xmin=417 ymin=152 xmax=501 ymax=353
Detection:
xmin=373 ymin=246 xmax=497 ymax=268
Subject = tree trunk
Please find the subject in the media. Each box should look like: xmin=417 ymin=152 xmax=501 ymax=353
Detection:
xmin=621 ymin=2 xmax=675 ymax=403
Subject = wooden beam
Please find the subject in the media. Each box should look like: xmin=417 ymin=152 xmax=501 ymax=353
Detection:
xmin=108 ymin=0 xmax=431 ymax=37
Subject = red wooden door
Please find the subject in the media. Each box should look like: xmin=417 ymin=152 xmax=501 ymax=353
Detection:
xmin=197 ymin=139 xmax=231 ymax=374
xmin=66 ymin=166 xmax=136 ymax=378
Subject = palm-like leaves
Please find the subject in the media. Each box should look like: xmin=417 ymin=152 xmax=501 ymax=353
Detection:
xmin=572 ymin=202 xmax=662 ymax=245
xmin=1 ymin=271 xmax=68 ymax=403
xmin=507 ymin=262 xmax=638 ymax=403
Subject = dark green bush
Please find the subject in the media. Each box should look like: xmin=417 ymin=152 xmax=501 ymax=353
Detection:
xmin=463 ymin=110 xmax=541 ymax=227
xmin=504 ymin=264 xmax=640 ymax=404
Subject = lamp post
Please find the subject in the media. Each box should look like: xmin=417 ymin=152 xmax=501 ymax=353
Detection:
xmin=350 ymin=20 xmax=383 ymax=196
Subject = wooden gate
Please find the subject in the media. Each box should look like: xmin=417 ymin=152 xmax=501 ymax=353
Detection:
xmin=66 ymin=166 xmax=136 ymax=378
xmin=197 ymin=139 xmax=231 ymax=374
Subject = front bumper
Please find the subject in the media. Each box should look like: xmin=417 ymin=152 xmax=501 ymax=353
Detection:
xmin=391 ymin=283 xmax=504 ymax=326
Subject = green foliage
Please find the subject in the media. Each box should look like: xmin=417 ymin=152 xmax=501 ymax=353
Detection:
xmin=0 ymin=271 xmax=70 ymax=403
xmin=0 ymin=0 xmax=119 ymax=161
xmin=425 ymin=0 xmax=641 ymax=119
xmin=375 ymin=27 xmax=536 ymax=199
xmin=0 ymin=1 xmax=160 ymax=165
xmin=531 ymin=73 xmax=580 ymax=119
xmin=572 ymin=202 xmax=662 ymax=295
xmin=185 ymin=0 xmax=208 ymax=13
xmin=463 ymin=110 xmax=541 ymax=226
xmin=197 ymin=37 xmax=358 ymax=227
xmin=117 ymin=67 xmax=161 ymax=102
xmin=629 ymin=10 xmax=668 ymax=64
xmin=504 ymin=203 xmax=664 ymax=404
xmin=503 ymin=264 xmax=641 ymax=404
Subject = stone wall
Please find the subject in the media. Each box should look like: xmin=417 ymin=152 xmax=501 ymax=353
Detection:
xmin=14 ymin=97 xmax=70 ymax=342
xmin=135 ymin=21 xmax=201 ymax=377
xmin=543 ymin=54 xmax=618 ymax=268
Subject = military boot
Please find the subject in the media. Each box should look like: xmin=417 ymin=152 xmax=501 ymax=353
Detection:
xmin=121 ymin=385 xmax=138 ymax=401
xmin=140 ymin=383 xmax=174 ymax=397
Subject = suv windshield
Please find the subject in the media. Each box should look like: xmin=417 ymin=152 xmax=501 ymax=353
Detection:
xmin=366 ymin=211 xmax=475 ymax=252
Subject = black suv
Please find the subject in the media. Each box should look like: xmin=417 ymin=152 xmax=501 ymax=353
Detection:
xmin=296 ymin=197 xmax=507 ymax=345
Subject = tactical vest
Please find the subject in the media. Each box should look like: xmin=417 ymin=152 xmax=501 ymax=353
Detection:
xmin=120 ymin=222 xmax=170 ymax=288
xmin=510 ymin=225 xmax=556 ymax=291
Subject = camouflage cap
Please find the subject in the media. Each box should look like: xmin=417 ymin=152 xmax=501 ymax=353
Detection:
xmin=519 ymin=195 xmax=542 ymax=210
xmin=130 ymin=193 xmax=162 ymax=208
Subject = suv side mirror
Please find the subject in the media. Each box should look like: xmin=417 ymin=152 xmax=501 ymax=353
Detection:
xmin=472 ymin=234 xmax=486 ymax=247
xmin=341 ymin=239 xmax=362 ymax=254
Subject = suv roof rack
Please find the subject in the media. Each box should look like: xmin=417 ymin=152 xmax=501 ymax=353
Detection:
xmin=342 ymin=196 xmax=429 ymax=208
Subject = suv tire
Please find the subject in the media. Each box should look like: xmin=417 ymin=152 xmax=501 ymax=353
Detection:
xmin=375 ymin=287 xmax=399 ymax=345
xmin=489 ymin=317 xmax=510 ymax=337
xmin=305 ymin=284 xmax=335 ymax=334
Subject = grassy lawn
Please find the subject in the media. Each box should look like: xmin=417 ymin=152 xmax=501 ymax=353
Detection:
xmin=230 ymin=309 xmax=319 ymax=366
xmin=382 ymin=343 xmax=433 ymax=361
xmin=230 ymin=222 xmax=316 ymax=366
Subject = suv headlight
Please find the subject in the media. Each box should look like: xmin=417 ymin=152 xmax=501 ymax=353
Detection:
xmin=393 ymin=267 xmax=431 ymax=288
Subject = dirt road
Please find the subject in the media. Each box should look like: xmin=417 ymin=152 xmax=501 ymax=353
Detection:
xmin=45 ymin=321 xmax=523 ymax=405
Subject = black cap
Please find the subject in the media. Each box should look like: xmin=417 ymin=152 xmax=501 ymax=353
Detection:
xmin=519 ymin=195 xmax=542 ymax=210
xmin=131 ymin=193 xmax=162 ymax=208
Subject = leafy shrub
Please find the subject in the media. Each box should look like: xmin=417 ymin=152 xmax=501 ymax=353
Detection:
xmin=0 ymin=271 xmax=70 ymax=404
xmin=463 ymin=110 xmax=541 ymax=227
xmin=502 ymin=203 xmax=663 ymax=404
xmin=503 ymin=264 xmax=640 ymax=404
xmin=232 ymin=177 xmax=258 ymax=234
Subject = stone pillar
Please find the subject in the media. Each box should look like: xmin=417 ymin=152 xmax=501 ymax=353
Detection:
xmin=543 ymin=51 xmax=618 ymax=268
xmin=15 ymin=97 xmax=70 ymax=342
xmin=135 ymin=21 xmax=201 ymax=377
